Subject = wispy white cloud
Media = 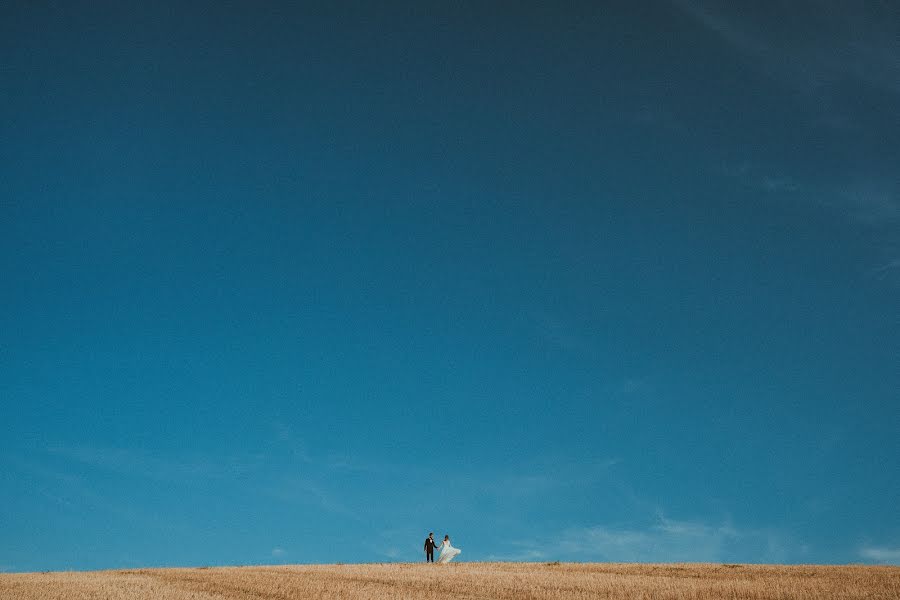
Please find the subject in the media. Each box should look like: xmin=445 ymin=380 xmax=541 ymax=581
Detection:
xmin=615 ymin=378 xmax=654 ymax=395
xmin=557 ymin=517 xmax=737 ymax=562
xmin=533 ymin=311 xmax=587 ymax=353
xmin=39 ymin=441 xmax=370 ymax=528
xmin=265 ymin=476 xmax=362 ymax=521
xmin=721 ymin=161 xmax=800 ymax=195
xmin=860 ymin=546 xmax=900 ymax=565
xmin=674 ymin=3 xmax=900 ymax=286
xmin=271 ymin=547 xmax=286 ymax=558
xmin=729 ymin=166 xmax=900 ymax=229
xmin=869 ymin=258 xmax=900 ymax=279
xmin=270 ymin=421 xmax=313 ymax=464
xmin=3 ymin=452 xmax=194 ymax=539
xmin=671 ymin=1 xmax=900 ymax=94
xmin=719 ymin=161 xmax=900 ymax=280
xmin=838 ymin=182 xmax=900 ymax=227
xmin=46 ymin=445 xmax=265 ymax=481
xmin=475 ymin=457 xmax=621 ymax=505
xmin=368 ymin=527 xmax=430 ymax=562
xmin=501 ymin=514 xmax=802 ymax=563
xmin=824 ymin=182 xmax=900 ymax=279
xmin=760 ymin=176 xmax=800 ymax=194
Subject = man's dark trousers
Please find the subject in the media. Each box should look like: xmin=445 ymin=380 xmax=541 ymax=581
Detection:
xmin=425 ymin=536 xmax=437 ymax=562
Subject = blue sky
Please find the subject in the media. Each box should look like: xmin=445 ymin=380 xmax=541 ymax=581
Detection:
xmin=1 ymin=1 xmax=898 ymax=572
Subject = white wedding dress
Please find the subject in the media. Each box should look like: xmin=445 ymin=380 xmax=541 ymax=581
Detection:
xmin=437 ymin=539 xmax=461 ymax=563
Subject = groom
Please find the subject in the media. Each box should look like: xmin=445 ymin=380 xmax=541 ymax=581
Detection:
xmin=424 ymin=532 xmax=438 ymax=562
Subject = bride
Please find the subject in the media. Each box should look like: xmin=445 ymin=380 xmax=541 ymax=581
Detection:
xmin=436 ymin=535 xmax=461 ymax=563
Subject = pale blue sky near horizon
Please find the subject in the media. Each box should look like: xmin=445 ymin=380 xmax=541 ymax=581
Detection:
xmin=1 ymin=1 xmax=899 ymax=572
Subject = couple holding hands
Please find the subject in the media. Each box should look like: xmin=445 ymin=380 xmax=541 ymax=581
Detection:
xmin=424 ymin=532 xmax=461 ymax=563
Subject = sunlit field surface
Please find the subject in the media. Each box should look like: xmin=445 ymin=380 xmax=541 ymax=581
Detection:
xmin=3 ymin=562 xmax=899 ymax=599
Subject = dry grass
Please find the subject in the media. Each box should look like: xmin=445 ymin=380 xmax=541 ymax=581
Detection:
xmin=2 ymin=562 xmax=899 ymax=599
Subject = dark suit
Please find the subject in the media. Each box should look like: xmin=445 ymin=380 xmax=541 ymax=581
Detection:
xmin=424 ymin=536 xmax=438 ymax=562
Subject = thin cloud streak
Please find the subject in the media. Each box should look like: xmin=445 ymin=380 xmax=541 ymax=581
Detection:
xmin=46 ymin=445 xmax=267 ymax=481
xmin=838 ymin=182 xmax=900 ymax=227
xmin=720 ymin=161 xmax=900 ymax=279
xmin=869 ymin=258 xmax=900 ymax=279
xmin=671 ymin=1 xmax=900 ymax=94
xmin=860 ymin=546 xmax=900 ymax=565
xmin=499 ymin=514 xmax=803 ymax=563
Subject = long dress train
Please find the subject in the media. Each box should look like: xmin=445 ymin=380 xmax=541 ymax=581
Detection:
xmin=437 ymin=540 xmax=461 ymax=563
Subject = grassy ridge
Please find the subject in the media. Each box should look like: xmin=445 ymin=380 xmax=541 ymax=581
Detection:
xmin=2 ymin=562 xmax=899 ymax=599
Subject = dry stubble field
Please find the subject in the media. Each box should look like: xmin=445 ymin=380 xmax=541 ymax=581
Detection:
xmin=2 ymin=562 xmax=899 ymax=600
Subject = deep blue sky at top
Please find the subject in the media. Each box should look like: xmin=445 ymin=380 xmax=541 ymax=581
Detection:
xmin=1 ymin=1 xmax=898 ymax=571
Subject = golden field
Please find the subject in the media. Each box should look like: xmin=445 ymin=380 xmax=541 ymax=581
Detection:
xmin=2 ymin=562 xmax=899 ymax=600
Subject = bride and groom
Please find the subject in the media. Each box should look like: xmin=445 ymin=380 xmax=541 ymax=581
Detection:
xmin=424 ymin=532 xmax=461 ymax=563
